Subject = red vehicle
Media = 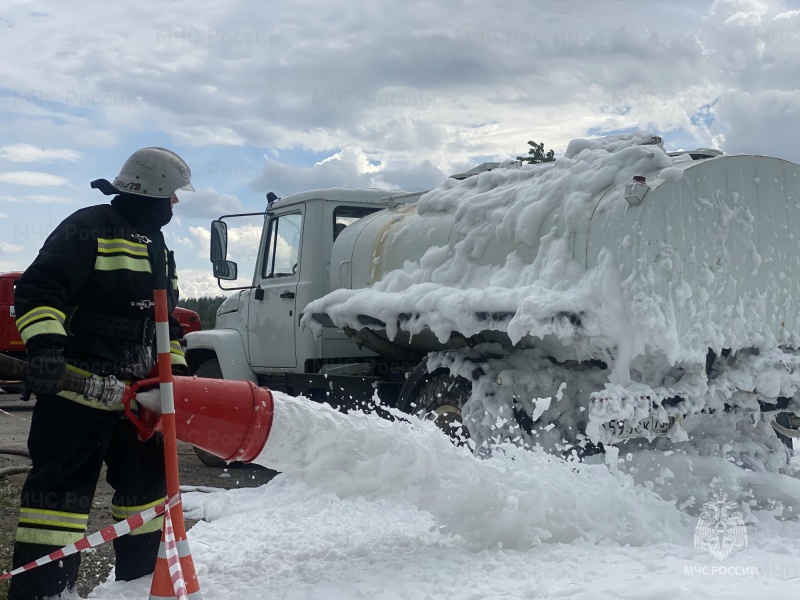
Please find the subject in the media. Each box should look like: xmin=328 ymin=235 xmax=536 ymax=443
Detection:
xmin=173 ymin=305 xmax=202 ymax=337
xmin=0 ymin=271 xmax=25 ymax=391
xmin=0 ymin=271 xmax=201 ymax=390
xmin=0 ymin=271 xmax=25 ymax=357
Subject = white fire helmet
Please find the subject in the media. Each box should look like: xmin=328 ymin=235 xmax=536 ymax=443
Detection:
xmin=91 ymin=147 xmax=194 ymax=198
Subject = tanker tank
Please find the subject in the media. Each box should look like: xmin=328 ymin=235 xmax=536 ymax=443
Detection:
xmin=310 ymin=133 xmax=800 ymax=374
xmin=303 ymin=132 xmax=800 ymax=453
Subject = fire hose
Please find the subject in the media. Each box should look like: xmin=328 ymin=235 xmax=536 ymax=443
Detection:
xmin=0 ymin=447 xmax=31 ymax=479
xmin=0 ymin=352 xmax=131 ymax=406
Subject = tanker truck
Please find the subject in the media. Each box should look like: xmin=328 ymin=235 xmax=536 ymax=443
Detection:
xmin=186 ymin=132 xmax=800 ymax=466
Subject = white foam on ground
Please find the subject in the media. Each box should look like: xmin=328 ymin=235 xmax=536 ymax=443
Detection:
xmin=252 ymin=392 xmax=688 ymax=549
xmin=89 ymin=394 xmax=800 ymax=599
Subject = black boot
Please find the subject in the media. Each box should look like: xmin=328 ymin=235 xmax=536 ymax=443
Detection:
xmin=113 ymin=530 xmax=161 ymax=581
xmin=8 ymin=541 xmax=80 ymax=599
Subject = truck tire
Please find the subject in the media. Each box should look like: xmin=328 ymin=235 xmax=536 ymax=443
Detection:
xmin=774 ymin=412 xmax=796 ymax=450
xmin=398 ymin=366 xmax=472 ymax=444
xmin=192 ymin=358 xmax=245 ymax=469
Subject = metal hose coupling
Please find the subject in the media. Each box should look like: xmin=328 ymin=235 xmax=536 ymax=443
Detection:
xmin=81 ymin=374 xmax=126 ymax=407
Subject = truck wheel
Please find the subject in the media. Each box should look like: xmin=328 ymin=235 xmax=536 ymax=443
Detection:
xmin=398 ymin=367 xmax=472 ymax=444
xmin=192 ymin=358 xmax=245 ymax=469
xmin=773 ymin=412 xmax=796 ymax=450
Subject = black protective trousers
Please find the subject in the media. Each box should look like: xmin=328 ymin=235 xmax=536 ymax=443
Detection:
xmin=8 ymin=395 xmax=166 ymax=600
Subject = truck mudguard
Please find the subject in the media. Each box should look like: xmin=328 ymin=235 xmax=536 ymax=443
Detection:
xmin=184 ymin=329 xmax=257 ymax=383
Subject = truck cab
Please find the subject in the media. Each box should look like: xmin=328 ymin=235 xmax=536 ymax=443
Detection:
xmin=185 ymin=188 xmax=423 ymax=407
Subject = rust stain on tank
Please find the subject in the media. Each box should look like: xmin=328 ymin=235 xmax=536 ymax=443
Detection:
xmin=370 ymin=204 xmax=416 ymax=283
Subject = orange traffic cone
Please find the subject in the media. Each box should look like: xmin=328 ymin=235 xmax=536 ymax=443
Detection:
xmin=128 ymin=374 xmax=275 ymax=464
xmin=172 ymin=375 xmax=275 ymax=463
xmin=149 ymin=504 xmax=200 ymax=599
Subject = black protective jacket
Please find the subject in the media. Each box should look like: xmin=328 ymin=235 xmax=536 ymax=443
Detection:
xmin=15 ymin=195 xmax=186 ymax=387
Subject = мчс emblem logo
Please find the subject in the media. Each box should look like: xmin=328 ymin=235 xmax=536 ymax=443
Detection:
xmin=694 ymin=491 xmax=747 ymax=561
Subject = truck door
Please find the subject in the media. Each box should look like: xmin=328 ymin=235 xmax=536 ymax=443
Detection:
xmin=247 ymin=209 xmax=303 ymax=369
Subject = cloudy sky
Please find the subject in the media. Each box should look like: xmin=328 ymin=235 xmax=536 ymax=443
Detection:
xmin=0 ymin=0 xmax=798 ymax=297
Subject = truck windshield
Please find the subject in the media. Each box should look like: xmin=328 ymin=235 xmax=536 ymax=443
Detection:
xmin=263 ymin=212 xmax=303 ymax=278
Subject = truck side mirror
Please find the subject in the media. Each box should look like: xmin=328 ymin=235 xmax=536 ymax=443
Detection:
xmin=213 ymin=260 xmax=238 ymax=281
xmin=210 ymin=220 xmax=228 ymax=262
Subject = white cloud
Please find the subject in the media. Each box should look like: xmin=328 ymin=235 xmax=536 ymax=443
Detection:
xmin=0 ymin=3 xmax=722 ymax=162
xmin=0 ymin=0 xmax=798 ymax=298
xmin=175 ymin=268 xmax=228 ymax=299
xmin=0 ymin=194 xmax=74 ymax=203
xmin=171 ymin=126 xmax=248 ymax=147
xmin=774 ymin=9 xmax=800 ymax=20
xmin=186 ymin=221 xmax=262 ymax=289
xmin=189 ymin=221 xmax=262 ymax=262
xmin=173 ymin=236 xmax=195 ymax=248
xmin=250 ymin=148 xmax=448 ymax=197
xmin=715 ymin=90 xmax=800 ymax=159
xmin=0 ymin=0 xmax=799 ymax=210
xmin=0 ymin=143 xmax=81 ymax=163
xmin=0 ymin=171 xmax=69 ymax=186
xmin=0 ymin=241 xmax=24 ymax=254
xmin=177 ymin=187 xmax=246 ymax=219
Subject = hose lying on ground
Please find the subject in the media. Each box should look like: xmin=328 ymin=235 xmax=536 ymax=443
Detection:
xmin=0 ymin=446 xmax=32 ymax=479
xmin=0 ymin=447 xmax=30 ymax=458
xmin=0 ymin=465 xmax=31 ymax=477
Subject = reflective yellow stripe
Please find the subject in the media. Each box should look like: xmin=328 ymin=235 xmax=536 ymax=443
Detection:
xmin=130 ymin=515 xmax=164 ymax=535
xmin=170 ymin=353 xmax=188 ymax=368
xmin=56 ymin=389 xmax=126 ymax=411
xmin=66 ymin=364 xmax=92 ymax=377
xmin=16 ymin=527 xmax=85 ymax=546
xmin=19 ymin=319 xmax=67 ymax=344
xmin=94 ymin=255 xmax=152 ymax=273
xmin=97 ymin=238 xmax=148 ymax=256
xmin=170 ymin=340 xmax=184 ymax=354
xmin=19 ymin=507 xmax=89 ymax=520
xmin=18 ymin=507 xmax=89 ymax=528
xmin=112 ymin=498 xmax=166 ymax=535
xmin=19 ymin=517 xmax=86 ymax=530
xmin=16 ymin=306 xmax=65 ymax=329
xmin=112 ymin=497 xmax=165 ymax=519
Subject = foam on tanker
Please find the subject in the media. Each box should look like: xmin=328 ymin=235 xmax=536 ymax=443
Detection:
xmin=304 ymin=132 xmax=800 ymax=385
xmin=303 ymin=131 xmax=680 ymax=385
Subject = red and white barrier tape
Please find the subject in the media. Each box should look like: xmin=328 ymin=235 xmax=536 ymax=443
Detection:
xmin=0 ymin=494 xmax=181 ymax=582
xmin=0 ymin=407 xmax=28 ymax=420
xmin=163 ymin=503 xmax=189 ymax=600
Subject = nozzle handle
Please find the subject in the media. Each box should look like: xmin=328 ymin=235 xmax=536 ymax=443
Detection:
xmin=123 ymin=378 xmax=162 ymax=440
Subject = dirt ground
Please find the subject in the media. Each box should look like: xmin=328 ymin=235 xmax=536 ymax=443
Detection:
xmin=0 ymin=393 xmax=277 ymax=599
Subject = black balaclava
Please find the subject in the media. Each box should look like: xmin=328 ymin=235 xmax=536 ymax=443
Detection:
xmin=111 ymin=193 xmax=173 ymax=233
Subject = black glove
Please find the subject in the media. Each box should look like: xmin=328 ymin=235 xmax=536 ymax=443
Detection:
xmin=26 ymin=345 xmax=67 ymax=396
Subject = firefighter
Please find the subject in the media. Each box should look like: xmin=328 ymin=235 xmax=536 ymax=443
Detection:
xmin=9 ymin=147 xmax=193 ymax=599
